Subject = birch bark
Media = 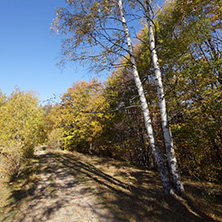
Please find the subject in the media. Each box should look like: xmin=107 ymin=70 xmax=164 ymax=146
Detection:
xmin=144 ymin=0 xmax=184 ymax=194
xmin=117 ymin=0 xmax=173 ymax=195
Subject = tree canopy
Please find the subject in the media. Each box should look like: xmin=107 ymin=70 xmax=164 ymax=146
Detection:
xmin=0 ymin=88 xmax=46 ymax=177
xmin=48 ymin=0 xmax=222 ymax=185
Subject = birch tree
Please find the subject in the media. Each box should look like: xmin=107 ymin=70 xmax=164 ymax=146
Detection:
xmin=117 ymin=0 xmax=173 ymax=194
xmin=152 ymin=0 xmax=222 ymax=183
xmin=52 ymin=0 xmax=174 ymax=194
xmin=142 ymin=0 xmax=184 ymax=194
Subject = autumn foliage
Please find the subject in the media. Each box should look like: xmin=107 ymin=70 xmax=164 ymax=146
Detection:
xmin=45 ymin=0 xmax=221 ymax=183
xmin=0 ymin=0 xmax=221 ymax=185
xmin=0 ymin=88 xmax=46 ymax=179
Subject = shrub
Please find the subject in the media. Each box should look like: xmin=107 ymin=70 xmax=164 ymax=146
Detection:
xmin=0 ymin=141 xmax=26 ymax=180
xmin=0 ymin=88 xmax=47 ymax=179
xmin=47 ymin=128 xmax=63 ymax=150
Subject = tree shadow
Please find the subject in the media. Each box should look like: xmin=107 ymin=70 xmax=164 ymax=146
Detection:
xmin=48 ymin=152 xmax=218 ymax=222
xmin=2 ymin=151 xmax=220 ymax=222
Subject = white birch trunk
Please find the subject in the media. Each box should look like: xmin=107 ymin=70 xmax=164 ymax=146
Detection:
xmin=144 ymin=0 xmax=184 ymax=194
xmin=117 ymin=0 xmax=173 ymax=195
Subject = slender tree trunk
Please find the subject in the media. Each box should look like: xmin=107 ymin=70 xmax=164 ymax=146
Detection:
xmin=144 ymin=0 xmax=184 ymax=194
xmin=117 ymin=0 xmax=173 ymax=195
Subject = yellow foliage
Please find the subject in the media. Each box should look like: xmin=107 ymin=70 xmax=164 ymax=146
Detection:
xmin=0 ymin=88 xmax=46 ymax=178
xmin=0 ymin=141 xmax=25 ymax=179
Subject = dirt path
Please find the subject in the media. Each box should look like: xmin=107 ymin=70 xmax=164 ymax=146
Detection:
xmin=1 ymin=150 xmax=221 ymax=222
xmin=15 ymin=150 xmax=114 ymax=222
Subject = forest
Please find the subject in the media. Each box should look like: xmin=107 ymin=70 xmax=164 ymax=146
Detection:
xmin=0 ymin=0 xmax=221 ymax=208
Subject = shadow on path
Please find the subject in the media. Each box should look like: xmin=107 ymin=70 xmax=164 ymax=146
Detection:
xmin=2 ymin=150 xmax=219 ymax=222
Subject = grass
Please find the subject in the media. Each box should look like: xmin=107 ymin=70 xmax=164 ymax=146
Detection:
xmin=0 ymin=155 xmax=40 ymax=222
xmin=0 ymin=149 xmax=221 ymax=222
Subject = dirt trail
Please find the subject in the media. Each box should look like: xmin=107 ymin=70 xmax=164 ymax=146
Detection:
xmin=17 ymin=150 xmax=114 ymax=222
xmin=1 ymin=150 xmax=221 ymax=222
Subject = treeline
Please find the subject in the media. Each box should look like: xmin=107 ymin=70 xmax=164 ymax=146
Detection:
xmin=0 ymin=0 xmax=221 ymax=186
xmin=46 ymin=0 xmax=221 ymax=183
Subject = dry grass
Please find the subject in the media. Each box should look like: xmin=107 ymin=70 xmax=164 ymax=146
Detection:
xmin=0 ymin=155 xmax=40 ymax=222
xmin=0 ymin=143 xmax=25 ymax=180
xmin=0 ymin=149 xmax=221 ymax=222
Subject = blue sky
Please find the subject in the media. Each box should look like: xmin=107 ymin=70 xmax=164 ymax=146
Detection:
xmin=0 ymin=0 xmax=92 ymax=104
xmin=0 ymin=0 xmax=163 ymax=104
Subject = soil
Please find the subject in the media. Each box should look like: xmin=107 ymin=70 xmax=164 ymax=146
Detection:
xmin=13 ymin=150 xmax=114 ymax=222
xmin=0 ymin=149 xmax=221 ymax=222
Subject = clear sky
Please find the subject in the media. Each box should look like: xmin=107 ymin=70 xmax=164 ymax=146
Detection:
xmin=0 ymin=0 xmax=92 ymax=104
xmin=0 ymin=0 xmax=163 ymax=104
